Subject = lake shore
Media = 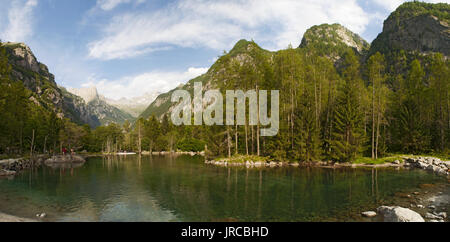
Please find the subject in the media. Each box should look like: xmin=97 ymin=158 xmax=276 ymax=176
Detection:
xmin=206 ymin=155 xmax=449 ymax=176
xmin=359 ymin=181 xmax=449 ymax=222
xmin=0 ymin=212 xmax=37 ymax=222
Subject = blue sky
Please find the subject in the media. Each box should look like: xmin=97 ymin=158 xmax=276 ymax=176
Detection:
xmin=0 ymin=0 xmax=447 ymax=100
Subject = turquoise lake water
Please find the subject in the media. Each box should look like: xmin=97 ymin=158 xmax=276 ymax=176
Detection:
xmin=0 ymin=155 xmax=447 ymax=221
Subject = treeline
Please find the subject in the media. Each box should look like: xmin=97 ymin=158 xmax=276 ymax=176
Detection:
xmin=1 ymin=41 xmax=449 ymax=162
xmin=162 ymin=45 xmax=449 ymax=162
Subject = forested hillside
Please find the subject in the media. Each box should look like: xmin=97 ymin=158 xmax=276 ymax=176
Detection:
xmin=134 ymin=2 xmax=449 ymax=162
xmin=0 ymin=2 xmax=448 ymax=162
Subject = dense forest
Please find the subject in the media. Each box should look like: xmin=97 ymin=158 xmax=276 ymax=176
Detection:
xmin=0 ymin=2 xmax=449 ymax=163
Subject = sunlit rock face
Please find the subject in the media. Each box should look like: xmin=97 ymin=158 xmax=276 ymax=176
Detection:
xmin=68 ymin=86 xmax=99 ymax=104
xmin=67 ymin=86 xmax=134 ymax=125
xmin=299 ymin=23 xmax=370 ymax=60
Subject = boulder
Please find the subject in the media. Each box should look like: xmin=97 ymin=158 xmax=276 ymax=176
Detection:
xmin=377 ymin=206 xmax=425 ymax=222
xmin=425 ymin=212 xmax=441 ymax=219
xmin=435 ymin=212 xmax=447 ymax=219
xmin=361 ymin=211 xmax=377 ymax=217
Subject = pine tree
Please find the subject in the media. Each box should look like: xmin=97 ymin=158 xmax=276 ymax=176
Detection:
xmin=330 ymin=50 xmax=365 ymax=162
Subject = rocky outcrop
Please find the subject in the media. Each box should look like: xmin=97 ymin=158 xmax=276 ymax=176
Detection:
xmin=300 ymin=23 xmax=370 ymax=60
xmin=0 ymin=156 xmax=48 ymax=173
xmin=370 ymin=2 xmax=449 ymax=56
xmin=377 ymin=206 xmax=425 ymax=222
xmin=404 ymin=157 xmax=449 ymax=176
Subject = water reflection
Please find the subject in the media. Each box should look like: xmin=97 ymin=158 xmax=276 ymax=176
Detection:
xmin=0 ymin=155 xmax=446 ymax=222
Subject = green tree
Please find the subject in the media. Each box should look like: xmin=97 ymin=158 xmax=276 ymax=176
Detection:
xmin=330 ymin=50 xmax=365 ymax=162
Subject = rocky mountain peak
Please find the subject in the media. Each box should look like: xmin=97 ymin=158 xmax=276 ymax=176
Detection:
xmin=67 ymin=86 xmax=99 ymax=103
xmin=299 ymin=23 xmax=370 ymax=55
xmin=3 ymin=42 xmax=41 ymax=73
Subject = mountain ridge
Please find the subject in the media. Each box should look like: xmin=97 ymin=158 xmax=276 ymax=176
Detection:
xmin=139 ymin=2 xmax=449 ymax=122
xmin=2 ymin=42 xmax=101 ymax=127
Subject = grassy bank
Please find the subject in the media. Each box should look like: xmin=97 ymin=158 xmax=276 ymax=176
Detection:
xmin=214 ymin=155 xmax=270 ymax=163
xmin=213 ymin=153 xmax=449 ymax=166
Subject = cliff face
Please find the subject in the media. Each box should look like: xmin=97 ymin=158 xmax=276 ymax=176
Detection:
xmin=370 ymin=2 xmax=450 ymax=56
xmin=60 ymin=87 xmax=101 ymax=127
xmin=3 ymin=42 xmax=100 ymax=127
xmin=3 ymin=42 xmax=63 ymax=115
xmin=67 ymin=86 xmax=134 ymax=125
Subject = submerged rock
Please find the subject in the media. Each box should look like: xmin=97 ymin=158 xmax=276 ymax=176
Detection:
xmin=0 ymin=169 xmax=16 ymax=176
xmin=377 ymin=206 xmax=425 ymax=222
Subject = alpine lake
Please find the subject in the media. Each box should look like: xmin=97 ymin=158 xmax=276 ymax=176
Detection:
xmin=0 ymin=154 xmax=448 ymax=222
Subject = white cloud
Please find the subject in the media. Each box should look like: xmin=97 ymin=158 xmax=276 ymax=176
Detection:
xmin=373 ymin=0 xmax=404 ymax=11
xmin=95 ymin=0 xmax=145 ymax=11
xmin=82 ymin=67 xmax=208 ymax=100
xmin=0 ymin=0 xmax=38 ymax=42
xmin=87 ymin=0 xmax=370 ymax=60
xmin=373 ymin=0 xmax=449 ymax=12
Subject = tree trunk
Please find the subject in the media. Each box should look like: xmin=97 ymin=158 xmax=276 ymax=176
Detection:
xmin=375 ymin=95 xmax=381 ymax=159
xmin=227 ymin=126 xmax=232 ymax=158
xmin=245 ymin=121 xmax=249 ymax=155
xmin=256 ymin=84 xmax=260 ymax=156
xmin=43 ymin=135 xmax=48 ymax=154
xmin=138 ymin=122 xmax=142 ymax=154
xmin=371 ymin=84 xmax=375 ymax=159
xmin=235 ymin=122 xmax=238 ymax=155
xmin=251 ymin=125 xmax=254 ymax=155
xmin=30 ymin=129 xmax=35 ymax=159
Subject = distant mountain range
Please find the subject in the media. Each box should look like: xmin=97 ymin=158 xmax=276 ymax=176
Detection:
xmin=67 ymin=86 xmax=159 ymax=119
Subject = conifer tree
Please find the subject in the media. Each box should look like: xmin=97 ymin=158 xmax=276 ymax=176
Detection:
xmin=330 ymin=50 xmax=365 ymax=162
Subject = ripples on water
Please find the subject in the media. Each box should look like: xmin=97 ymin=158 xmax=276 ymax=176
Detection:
xmin=0 ymin=155 xmax=446 ymax=222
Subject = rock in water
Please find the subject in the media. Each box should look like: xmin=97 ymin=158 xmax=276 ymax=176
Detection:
xmin=0 ymin=169 xmax=16 ymax=176
xmin=377 ymin=206 xmax=425 ymax=222
xmin=425 ymin=212 xmax=441 ymax=219
xmin=44 ymin=155 xmax=85 ymax=164
xmin=361 ymin=211 xmax=377 ymax=217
